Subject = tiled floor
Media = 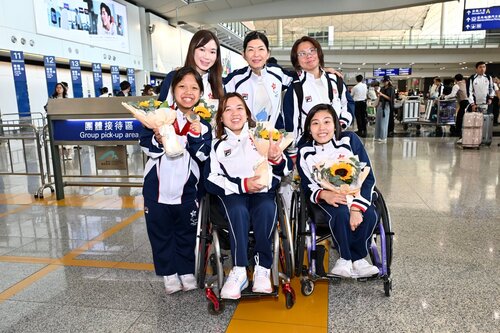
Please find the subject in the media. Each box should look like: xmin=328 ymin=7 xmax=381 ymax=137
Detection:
xmin=0 ymin=131 xmax=499 ymax=332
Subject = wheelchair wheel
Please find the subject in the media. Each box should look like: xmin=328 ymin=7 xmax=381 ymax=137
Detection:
xmin=300 ymin=279 xmax=314 ymax=296
xmin=370 ymin=187 xmax=393 ymax=281
xmin=285 ymin=290 xmax=295 ymax=309
xmin=207 ymin=300 xmax=225 ymax=315
xmin=195 ymin=196 xmax=211 ymax=289
xmin=384 ymin=278 xmax=392 ymax=297
xmin=277 ymin=193 xmax=294 ymax=279
xmin=293 ymin=190 xmax=308 ymax=277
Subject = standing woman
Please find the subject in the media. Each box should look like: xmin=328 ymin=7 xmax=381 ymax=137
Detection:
xmin=158 ymin=29 xmax=224 ymax=105
xmin=51 ymin=82 xmax=68 ymax=99
xmin=224 ymin=31 xmax=293 ymax=127
xmin=282 ymin=36 xmax=354 ymax=144
xmin=140 ymin=67 xmax=212 ymax=294
xmin=374 ymin=75 xmax=395 ymax=143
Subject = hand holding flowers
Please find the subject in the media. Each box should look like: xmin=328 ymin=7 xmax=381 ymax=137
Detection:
xmin=122 ymin=99 xmax=184 ymax=157
xmin=249 ymin=122 xmax=294 ymax=188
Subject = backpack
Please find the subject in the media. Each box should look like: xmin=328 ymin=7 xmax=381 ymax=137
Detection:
xmin=292 ymin=72 xmax=350 ymax=134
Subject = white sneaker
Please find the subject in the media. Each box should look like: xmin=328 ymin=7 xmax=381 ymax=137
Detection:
xmin=456 ymin=138 xmax=462 ymax=144
xmin=220 ymin=266 xmax=248 ymax=300
xmin=330 ymin=258 xmax=352 ymax=278
xmin=252 ymin=265 xmax=272 ymax=293
xmin=179 ymin=274 xmax=197 ymax=292
xmin=352 ymin=259 xmax=379 ymax=278
xmin=164 ymin=273 xmax=182 ymax=294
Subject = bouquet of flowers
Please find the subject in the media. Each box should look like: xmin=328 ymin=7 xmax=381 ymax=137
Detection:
xmin=193 ymin=98 xmax=218 ymax=126
xmin=121 ymin=99 xmax=184 ymax=157
xmin=312 ymin=156 xmax=370 ymax=196
xmin=249 ymin=122 xmax=294 ymax=187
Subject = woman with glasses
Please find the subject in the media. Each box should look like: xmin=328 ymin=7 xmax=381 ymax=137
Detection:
xmin=224 ymin=31 xmax=294 ymax=127
xmin=282 ymin=36 xmax=354 ymax=147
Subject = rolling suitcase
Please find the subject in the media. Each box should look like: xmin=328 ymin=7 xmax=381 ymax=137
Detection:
xmin=461 ymin=112 xmax=482 ymax=148
xmin=482 ymin=113 xmax=493 ymax=146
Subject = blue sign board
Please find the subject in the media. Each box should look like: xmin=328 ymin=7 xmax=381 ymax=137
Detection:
xmin=110 ymin=66 xmax=121 ymax=96
xmin=10 ymin=51 xmax=31 ymax=117
xmin=463 ymin=6 xmax=500 ymax=31
xmin=399 ymin=67 xmax=412 ymax=76
xmin=385 ymin=68 xmax=399 ymax=76
xmin=70 ymin=59 xmax=83 ymax=98
xmin=92 ymin=63 xmax=103 ymax=98
xmin=373 ymin=67 xmax=412 ymax=77
xmin=127 ymin=68 xmax=136 ymax=96
xmin=52 ymin=119 xmax=142 ymax=142
xmin=44 ymin=56 xmax=58 ymax=98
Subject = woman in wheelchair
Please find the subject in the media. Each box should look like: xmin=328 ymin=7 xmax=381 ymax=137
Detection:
xmin=205 ymin=92 xmax=293 ymax=299
xmin=296 ymin=103 xmax=379 ymax=278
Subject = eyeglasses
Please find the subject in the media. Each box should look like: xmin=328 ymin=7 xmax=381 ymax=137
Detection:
xmin=297 ymin=48 xmax=317 ymax=58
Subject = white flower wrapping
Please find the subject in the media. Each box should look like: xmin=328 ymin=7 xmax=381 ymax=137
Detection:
xmin=121 ymin=103 xmax=184 ymax=157
xmin=312 ymin=156 xmax=370 ymax=196
xmin=249 ymin=122 xmax=294 ymax=188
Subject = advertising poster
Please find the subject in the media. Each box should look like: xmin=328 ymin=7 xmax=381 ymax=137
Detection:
xmin=34 ymin=0 xmax=129 ymax=53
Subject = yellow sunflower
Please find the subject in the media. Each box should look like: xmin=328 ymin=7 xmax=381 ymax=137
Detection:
xmin=194 ymin=105 xmax=211 ymax=119
xmin=330 ymin=162 xmax=354 ymax=181
xmin=153 ymin=100 xmax=162 ymax=108
xmin=139 ymin=101 xmax=150 ymax=108
xmin=259 ymin=129 xmax=270 ymax=139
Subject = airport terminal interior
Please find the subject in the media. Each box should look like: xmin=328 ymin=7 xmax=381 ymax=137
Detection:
xmin=0 ymin=0 xmax=499 ymax=332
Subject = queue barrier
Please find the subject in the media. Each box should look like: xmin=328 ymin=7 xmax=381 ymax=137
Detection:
xmin=0 ymin=118 xmax=55 ymax=198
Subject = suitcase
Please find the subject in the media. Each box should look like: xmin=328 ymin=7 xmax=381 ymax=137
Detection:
xmin=402 ymin=100 xmax=419 ymax=122
xmin=482 ymin=113 xmax=493 ymax=146
xmin=461 ymin=112 xmax=483 ymax=148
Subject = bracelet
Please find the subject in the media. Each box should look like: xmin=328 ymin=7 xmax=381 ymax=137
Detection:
xmin=350 ymin=208 xmax=362 ymax=214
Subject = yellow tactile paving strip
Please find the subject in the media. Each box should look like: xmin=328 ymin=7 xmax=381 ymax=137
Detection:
xmin=0 ymin=194 xmax=330 ymax=332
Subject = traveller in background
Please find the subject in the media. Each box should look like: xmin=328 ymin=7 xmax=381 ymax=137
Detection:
xmin=352 ymin=74 xmax=368 ymax=137
xmin=442 ymin=74 xmax=468 ymax=139
xmin=142 ymin=84 xmax=155 ymax=96
xmin=116 ymin=81 xmax=131 ymax=96
xmin=374 ymin=75 xmax=394 ymax=143
xmin=467 ymin=62 xmax=495 ymax=113
xmin=99 ymin=87 xmax=112 ymax=97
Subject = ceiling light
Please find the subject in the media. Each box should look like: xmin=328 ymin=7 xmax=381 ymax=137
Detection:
xmin=362 ymin=62 xmax=366 ymax=65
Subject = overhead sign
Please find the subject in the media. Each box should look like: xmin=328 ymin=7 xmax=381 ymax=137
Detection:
xmin=92 ymin=63 xmax=103 ymax=98
xmin=10 ymin=51 xmax=31 ymax=117
xmin=463 ymin=6 xmax=500 ymax=31
xmin=70 ymin=59 xmax=83 ymax=98
xmin=111 ymin=66 xmax=121 ymax=96
xmin=127 ymin=68 xmax=136 ymax=96
xmin=373 ymin=68 xmax=412 ymax=77
xmin=44 ymin=56 xmax=58 ymax=98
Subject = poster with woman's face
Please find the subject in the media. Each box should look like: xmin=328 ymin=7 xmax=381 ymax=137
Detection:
xmin=34 ymin=0 xmax=129 ymax=53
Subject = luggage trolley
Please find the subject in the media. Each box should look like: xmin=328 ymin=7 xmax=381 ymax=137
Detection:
xmin=402 ymin=98 xmax=456 ymax=135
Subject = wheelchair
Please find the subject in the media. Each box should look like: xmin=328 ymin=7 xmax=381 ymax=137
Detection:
xmin=194 ymin=190 xmax=296 ymax=315
xmin=291 ymin=186 xmax=394 ymax=297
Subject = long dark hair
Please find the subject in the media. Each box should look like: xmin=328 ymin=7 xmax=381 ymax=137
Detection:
xmin=171 ymin=67 xmax=204 ymax=106
xmin=51 ymin=83 xmax=67 ymax=98
xmin=215 ymin=92 xmax=255 ymax=139
xmin=302 ymin=104 xmax=341 ymax=143
xmin=184 ymin=30 xmax=224 ymax=99
xmin=290 ymin=36 xmax=324 ymax=71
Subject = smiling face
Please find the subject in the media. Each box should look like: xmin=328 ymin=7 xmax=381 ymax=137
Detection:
xmin=173 ymin=74 xmax=201 ymax=113
xmin=310 ymin=110 xmax=335 ymax=144
xmin=221 ymin=96 xmax=248 ymax=135
xmin=296 ymin=41 xmax=319 ymax=73
xmin=193 ymin=39 xmax=218 ymax=73
xmin=243 ymin=38 xmax=270 ymax=72
xmin=100 ymin=7 xmax=111 ymax=28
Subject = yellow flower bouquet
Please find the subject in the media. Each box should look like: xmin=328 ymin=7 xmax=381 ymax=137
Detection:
xmin=249 ymin=122 xmax=294 ymax=188
xmin=312 ymin=156 xmax=370 ymax=195
xmin=193 ymin=98 xmax=218 ymax=126
xmin=121 ymin=99 xmax=184 ymax=157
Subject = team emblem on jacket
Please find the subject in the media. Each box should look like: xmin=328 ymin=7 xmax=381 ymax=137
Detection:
xmin=305 ymin=96 xmax=312 ymax=102
xmin=242 ymin=93 xmax=248 ymax=100
xmin=271 ymin=83 xmax=278 ymax=97
xmin=190 ymin=210 xmax=198 ymax=226
xmin=224 ymin=149 xmax=231 ymax=157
